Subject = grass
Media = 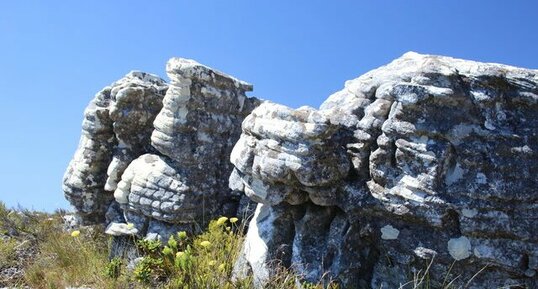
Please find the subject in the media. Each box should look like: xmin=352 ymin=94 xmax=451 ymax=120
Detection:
xmin=0 ymin=202 xmax=332 ymax=289
xmin=0 ymin=201 xmax=487 ymax=289
xmin=23 ymin=226 xmax=120 ymax=288
xmin=0 ymin=238 xmax=18 ymax=268
xmin=0 ymin=201 xmax=118 ymax=288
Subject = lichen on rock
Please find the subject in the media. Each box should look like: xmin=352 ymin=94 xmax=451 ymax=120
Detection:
xmin=64 ymin=52 xmax=538 ymax=288
xmin=63 ymin=71 xmax=168 ymax=224
xmin=231 ymin=52 xmax=538 ymax=288
xmin=63 ymin=58 xmax=259 ymax=241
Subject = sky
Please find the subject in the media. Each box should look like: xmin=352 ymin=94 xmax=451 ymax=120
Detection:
xmin=0 ymin=0 xmax=537 ymax=212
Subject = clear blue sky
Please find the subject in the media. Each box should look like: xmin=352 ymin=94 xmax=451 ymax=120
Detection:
xmin=1 ymin=1 xmax=537 ymax=211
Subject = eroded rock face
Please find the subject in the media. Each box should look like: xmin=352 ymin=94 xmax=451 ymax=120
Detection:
xmin=63 ymin=71 xmax=168 ymax=224
xmin=230 ymin=102 xmax=350 ymax=206
xmin=232 ymin=52 xmax=538 ymax=288
xmin=64 ymin=59 xmax=259 ymax=239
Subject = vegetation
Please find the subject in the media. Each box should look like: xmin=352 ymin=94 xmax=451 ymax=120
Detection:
xmin=0 ymin=201 xmax=465 ymax=288
xmin=0 ymin=202 xmax=331 ymax=288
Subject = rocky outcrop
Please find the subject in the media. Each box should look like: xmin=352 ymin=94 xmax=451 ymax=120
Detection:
xmin=64 ymin=52 xmax=538 ymax=288
xmin=64 ymin=58 xmax=259 ymax=239
xmin=63 ymin=72 xmax=168 ymax=224
xmin=232 ymin=52 xmax=538 ymax=288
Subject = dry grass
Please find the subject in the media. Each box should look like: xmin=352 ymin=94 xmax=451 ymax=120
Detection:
xmin=1 ymin=201 xmax=482 ymax=289
xmin=23 ymin=226 xmax=125 ymax=288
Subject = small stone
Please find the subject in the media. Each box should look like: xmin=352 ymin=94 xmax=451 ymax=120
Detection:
xmin=414 ymin=247 xmax=437 ymax=259
xmin=105 ymin=222 xmax=139 ymax=236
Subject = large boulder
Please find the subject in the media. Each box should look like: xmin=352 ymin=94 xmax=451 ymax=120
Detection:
xmin=63 ymin=58 xmax=259 ymax=240
xmin=232 ymin=52 xmax=538 ymax=288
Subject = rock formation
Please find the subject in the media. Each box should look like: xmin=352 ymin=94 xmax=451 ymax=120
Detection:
xmin=63 ymin=71 xmax=168 ymax=224
xmin=64 ymin=52 xmax=538 ymax=288
xmin=231 ymin=52 xmax=538 ymax=288
xmin=63 ymin=58 xmax=259 ymax=240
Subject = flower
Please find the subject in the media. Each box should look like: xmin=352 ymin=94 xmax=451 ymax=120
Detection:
xmin=177 ymin=231 xmax=187 ymax=239
xmin=200 ymin=240 xmax=211 ymax=248
xmin=216 ymin=216 xmax=228 ymax=225
xmin=126 ymin=223 xmax=134 ymax=229
xmin=176 ymin=251 xmax=184 ymax=258
xmin=218 ymin=263 xmax=226 ymax=271
xmin=230 ymin=217 xmax=239 ymax=224
xmin=70 ymin=230 xmax=80 ymax=237
xmin=208 ymin=260 xmax=216 ymax=266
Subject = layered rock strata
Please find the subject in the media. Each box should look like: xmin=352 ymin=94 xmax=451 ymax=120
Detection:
xmin=63 ymin=72 xmax=168 ymax=224
xmin=64 ymin=53 xmax=538 ymax=288
xmin=64 ymin=59 xmax=259 ymax=239
xmin=231 ymin=52 xmax=538 ymax=289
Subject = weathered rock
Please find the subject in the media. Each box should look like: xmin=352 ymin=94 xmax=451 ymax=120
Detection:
xmin=230 ymin=102 xmax=350 ymax=206
xmin=63 ymin=72 xmax=168 ymax=224
xmin=64 ymin=58 xmax=259 ymax=241
xmin=62 ymin=214 xmax=82 ymax=232
xmin=233 ymin=203 xmax=299 ymax=287
xmin=232 ymin=52 xmax=538 ymax=288
xmin=64 ymin=53 xmax=538 ymax=287
xmin=114 ymin=58 xmax=259 ymax=240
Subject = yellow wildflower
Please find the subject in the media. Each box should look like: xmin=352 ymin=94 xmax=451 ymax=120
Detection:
xmin=70 ymin=230 xmax=80 ymax=237
xmin=176 ymin=251 xmax=184 ymax=258
xmin=230 ymin=217 xmax=239 ymax=223
xmin=218 ymin=263 xmax=226 ymax=271
xmin=208 ymin=260 xmax=216 ymax=266
xmin=216 ymin=216 xmax=228 ymax=225
xmin=200 ymin=240 xmax=211 ymax=247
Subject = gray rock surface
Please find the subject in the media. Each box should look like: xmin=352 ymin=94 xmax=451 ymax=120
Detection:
xmin=230 ymin=102 xmax=350 ymax=206
xmin=62 ymin=214 xmax=82 ymax=232
xmin=232 ymin=52 xmax=538 ymax=288
xmin=64 ymin=58 xmax=259 ymax=240
xmin=64 ymin=53 xmax=538 ymax=288
xmin=63 ymin=71 xmax=168 ymax=224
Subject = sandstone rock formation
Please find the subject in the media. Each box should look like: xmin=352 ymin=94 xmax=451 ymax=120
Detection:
xmin=64 ymin=52 xmax=537 ymax=288
xmin=64 ymin=58 xmax=259 ymax=240
xmin=231 ymin=52 xmax=538 ymax=288
xmin=63 ymin=71 xmax=168 ymax=224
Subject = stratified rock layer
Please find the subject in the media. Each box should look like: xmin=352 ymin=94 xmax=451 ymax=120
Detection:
xmin=230 ymin=102 xmax=350 ymax=206
xmin=64 ymin=59 xmax=259 ymax=239
xmin=63 ymin=72 xmax=168 ymax=224
xmin=232 ymin=52 xmax=538 ymax=288
xmin=114 ymin=58 xmax=259 ymax=237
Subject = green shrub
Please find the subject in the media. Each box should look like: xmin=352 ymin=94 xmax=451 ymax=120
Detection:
xmin=137 ymin=238 xmax=162 ymax=255
xmin=0 ymin=203 xmax=471 ymax=289
xmin=104 ymin=257 xmax=123 ymax=279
